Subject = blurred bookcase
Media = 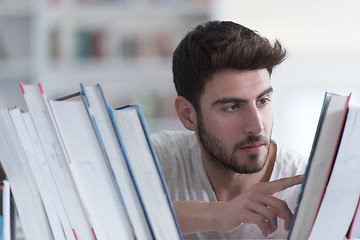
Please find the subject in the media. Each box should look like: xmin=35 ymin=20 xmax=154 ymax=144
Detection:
xmin=0 ymin=0 xmax=35 ymax=111
xmin=0 ymin=0 xmax=212 ymax=132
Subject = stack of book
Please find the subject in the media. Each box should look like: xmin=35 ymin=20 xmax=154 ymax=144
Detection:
xmin=0 ymin=82 xmax=182 ymax=240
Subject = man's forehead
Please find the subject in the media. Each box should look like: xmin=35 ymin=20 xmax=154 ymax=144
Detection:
xmin=203 ymin=69 xmax=272 ymax=98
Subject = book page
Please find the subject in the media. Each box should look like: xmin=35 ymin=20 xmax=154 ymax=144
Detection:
xmin=82 ymin=84 xmax=153 ymax=239
xmin=113 ymin=106 xmax=181 ymax=240
xmin=49 ymin=99 xmax=135 ymax=240
xmin=9 ymin=108 xmax=68 ymax=240
xmin=308 ymin=107 xmax=360 ymax=239
xmin=288 ymin=93 xmax=350 ymax=240
xmin=0 ymin=108 xmax=53 ymax=240
xmin=22 ymin=84 xmax=95 ymax=240
xmin=21 ymin=111 xmax=76 ymax=240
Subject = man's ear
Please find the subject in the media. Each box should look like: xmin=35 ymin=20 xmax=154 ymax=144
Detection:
xmin=174 ymin=96 xmax=197 ymax=131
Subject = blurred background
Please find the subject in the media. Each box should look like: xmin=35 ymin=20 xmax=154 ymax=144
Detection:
xmin=0 ymin=0 xmax=359 ymax=156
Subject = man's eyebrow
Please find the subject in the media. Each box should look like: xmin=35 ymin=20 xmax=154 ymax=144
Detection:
xmin=211 ymin=97 xmax=246 ymax=108
xmin=257 ymin=87 xmax=273 ymax=98
xmin=211 ymin=86 xmax=273 ymax=107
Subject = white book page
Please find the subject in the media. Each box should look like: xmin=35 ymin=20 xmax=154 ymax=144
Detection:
xmin=309 ymin=107 xmax=360 ymax=240
xmin=9 ymin=108 xmax=67 ymax=240
xmin=83 ymin=85 xmax=152 ymax=239
xmin=0 ymin=108 xmax=53 ymax=240
xmin=289 ymin=93 xmax=349 ymax=240
xmin=21 ymin=111 xmax=76 ymax=240
xmin=49 ymin=99 xmax=135 ymax=240
xmin=114 ymin=107 xmax=181 ymax=240
xmin=22 ymin=84 xmax=95 ymax=240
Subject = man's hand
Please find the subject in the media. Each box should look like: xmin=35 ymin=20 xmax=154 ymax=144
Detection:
xmin=173 ymin=174 xmax=303 ymax=236
xmin=213 ymin=174 xmax=303 ymax=236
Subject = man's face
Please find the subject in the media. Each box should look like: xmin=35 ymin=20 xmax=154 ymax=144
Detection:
xmin=196 ymin=68 xmax=273 ymax=174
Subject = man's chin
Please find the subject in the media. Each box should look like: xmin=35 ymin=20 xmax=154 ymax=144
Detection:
xmin=230 ymin=164 xmax=263 ymax=175
xmin=232 ymin=154 xmax=267 ymax=174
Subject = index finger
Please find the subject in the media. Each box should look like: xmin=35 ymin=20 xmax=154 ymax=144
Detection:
xmin=263 ymin=174 xmax=303 ymax=195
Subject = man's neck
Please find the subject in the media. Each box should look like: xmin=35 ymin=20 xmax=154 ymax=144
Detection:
xmin=202 ymin=141 xmax=277 ymax=201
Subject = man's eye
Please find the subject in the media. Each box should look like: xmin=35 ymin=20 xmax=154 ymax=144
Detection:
xmin=224 ymin=104 xmax=239 ymax=112
xmin=258 ymin=98 xmax=270 ymax=105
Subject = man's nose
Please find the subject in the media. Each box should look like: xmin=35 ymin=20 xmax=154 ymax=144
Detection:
xmin=243 ymin=104 xmax=263 ymax=135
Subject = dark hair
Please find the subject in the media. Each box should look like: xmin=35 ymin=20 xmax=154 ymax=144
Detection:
xmin=172 ymin=20 xmax=287 ymax=111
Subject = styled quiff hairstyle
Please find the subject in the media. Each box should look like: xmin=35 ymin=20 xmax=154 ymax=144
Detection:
xmin=172 ymin=20 xmax=287 ymax=111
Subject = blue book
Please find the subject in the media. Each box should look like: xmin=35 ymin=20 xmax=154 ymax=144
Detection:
xmin=81 ymin=83 xmax=154 ymax=239
xmin=109 ymin=104 xmax=183 ymax=240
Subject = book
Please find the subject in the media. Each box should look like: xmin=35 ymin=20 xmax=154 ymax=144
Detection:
xmin=8 ymin=107 xmax=73 ymax=240
xmin=287 ymin=92 xmax=350 ymax=240
xmin=110 ymin=104 xmax=183 ymax=240
xmin=308 ymin=106 xmax=360 ymax=239
xmin=81 ymin=83 xmax=154 ymax=239
xmin=0 ymin=180 xmax=13 ymax=240
xmin=348 ymin=198 xmax=360 ymax=239
xmin=0 ymin=108 xmax=53 ymax=240
xmin=21 ymin=83 xmax=96 ymax=240
xmin=20 ymin=110 xmax=76 ymax=240
xmin=48 ymin=94 xmax=136 ymax=239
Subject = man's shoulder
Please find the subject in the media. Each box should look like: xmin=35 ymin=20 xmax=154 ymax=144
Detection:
xmin=274 ymin=143 xmax=308 ymax=175
xmin=151 ymin=130 xmax=199 ymax=163
xmin=151 ymin=130 xmax=197 ymax=148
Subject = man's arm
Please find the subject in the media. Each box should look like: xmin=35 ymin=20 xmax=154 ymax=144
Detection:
xmin=173 ymin=175 xmax=303 ymax=237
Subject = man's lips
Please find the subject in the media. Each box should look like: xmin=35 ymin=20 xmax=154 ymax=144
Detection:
xmin=238 ymin=142 xmax=266 ymax=153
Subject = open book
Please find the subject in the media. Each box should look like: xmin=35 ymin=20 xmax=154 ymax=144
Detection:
xmin=288 ymin=92 xmax=360 ymax=240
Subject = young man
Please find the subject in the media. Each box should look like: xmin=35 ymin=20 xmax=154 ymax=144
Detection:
xmin=151 ymin=21 xmax=307 ymax=239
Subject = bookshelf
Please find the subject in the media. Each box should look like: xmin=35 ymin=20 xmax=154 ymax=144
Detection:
xmin=0 ymin=0 xmax=212 ymax=132
xmin=0 ymin=0 xmax=36 ymax=111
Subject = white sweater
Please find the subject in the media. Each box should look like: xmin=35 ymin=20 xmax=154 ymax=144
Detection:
xmin=151 ymin=130 xmax=307 ymax=240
